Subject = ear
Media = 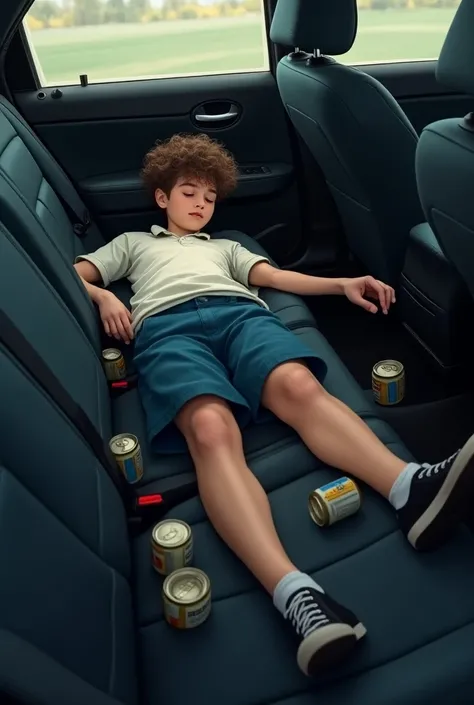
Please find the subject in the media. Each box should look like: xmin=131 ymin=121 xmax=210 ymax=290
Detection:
xmin=154 ymin=188 xmax=168 ymax=209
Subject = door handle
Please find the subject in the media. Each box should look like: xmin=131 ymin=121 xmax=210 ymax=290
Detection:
xmin=194 ymin=108 xmax=239 ymax=123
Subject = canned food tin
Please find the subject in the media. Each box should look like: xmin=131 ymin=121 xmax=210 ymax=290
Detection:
xmin=163 ymin=568 xmax=211 ymax=629
xmin=151 ymin=520 xmax=193 ymax=575
xmin=109 ymin=433 xmax=143 ymax=484
xmin=372 ymin=359 xmax=405 ymax=406
xmin=309 ymin=477 xmax=361 ymax=527
xmin=102 ymin=348 xmax=126 ymax=381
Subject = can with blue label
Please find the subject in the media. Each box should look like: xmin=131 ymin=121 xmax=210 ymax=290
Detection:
xmin=309 ymin=477 xmax=361 ymax=527
xmin=109 ymin=433 xmax=143 ymax=484
xmin=372 ymin=360 xmax=405 ymax=406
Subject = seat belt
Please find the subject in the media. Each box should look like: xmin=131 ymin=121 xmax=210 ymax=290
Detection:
xmin=0 ymin=308 xmax=129 ymax=506
xmin=55 ymin=192 xmax=91 ymax=238
xmin=0 ymin=97 xmax=92 ymax=239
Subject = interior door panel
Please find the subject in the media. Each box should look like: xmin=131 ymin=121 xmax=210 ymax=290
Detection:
xmin=15 ymin=72 xmax=304 ymax=263
xmin=9 ymin=29 xmax=474 ymax=274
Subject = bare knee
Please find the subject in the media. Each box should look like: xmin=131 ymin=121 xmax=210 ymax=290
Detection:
xmin=263 ymin=362 xmax=325 ymax=411
xmin=176 ymin=396 xmax=238 ymax=454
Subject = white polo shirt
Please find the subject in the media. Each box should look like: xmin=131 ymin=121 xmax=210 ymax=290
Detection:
xmin=77 ymin=225 xmax=269 ymax=332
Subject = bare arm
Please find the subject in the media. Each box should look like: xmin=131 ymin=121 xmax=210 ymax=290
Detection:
xmin=249 ymin=262 xmax=347 ymax=295
xmin=74 ymin=260 xmax=134 ymax=344
xmin=249 ymin=262 xmax=395 ymax=314
xmin=74 ymin=260 xmax=108 ymax=305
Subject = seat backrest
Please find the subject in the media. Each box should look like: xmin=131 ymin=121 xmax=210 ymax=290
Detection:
xmin=270 ymin=0 xmax=424 ymax=286
xmin=0 ymin=223 xmax=137 ymax=704
xmin=416 ymin=0 xmax=474 ymax=302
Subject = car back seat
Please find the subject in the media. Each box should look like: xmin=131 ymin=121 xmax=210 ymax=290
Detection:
xmin=0 ymin=93 xmax=405 ymax=491
xmin=3 ymin=225 xmax=474 ymax=705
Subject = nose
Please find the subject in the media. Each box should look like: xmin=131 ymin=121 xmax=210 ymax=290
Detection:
xmin=194 ymin=194 xmax=206 ymax=209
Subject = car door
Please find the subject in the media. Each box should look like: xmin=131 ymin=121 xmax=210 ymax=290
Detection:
xmin=3 ymin=0 xmax=470 ymax=278
xmin=4 ymin=0 xmax=327 ymax=270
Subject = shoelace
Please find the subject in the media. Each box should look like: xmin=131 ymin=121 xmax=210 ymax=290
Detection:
xmin=418 ymin=449 xmax=460 ymax=479
xmin=285 ymin=590 xmax=330 ymax=637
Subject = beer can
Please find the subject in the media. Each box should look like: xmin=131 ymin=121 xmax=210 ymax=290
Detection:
xmin=309 ymin=477 xmax=361 ymax=527
xmin=109 ymin=433 xmax=143 ymax=484
xmin=163 ymin=568 xmax=211 ymax=629
xmin=372 ymin=360 xmax=405 ymax=406
xmin=102 ymin=348 xmax=126 ymax=382
xmin=151 ymin=520 xmax=193 ymax=576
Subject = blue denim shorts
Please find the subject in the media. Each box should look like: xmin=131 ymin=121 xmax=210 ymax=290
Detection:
xmin=134 ymin=296 xmax=327 ymax=454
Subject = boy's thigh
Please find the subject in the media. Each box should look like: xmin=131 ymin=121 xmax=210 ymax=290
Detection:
xmin=225 ymin=307 xmax=327 ymax=418
xmin=134 ymin=319 xmax=251 ymax=451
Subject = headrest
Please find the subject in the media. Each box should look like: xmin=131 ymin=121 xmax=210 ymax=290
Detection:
xmin=437 ymin=0 xmax=474 ymax=96
xmin=270 ymin=0 xmax=357 ymax=56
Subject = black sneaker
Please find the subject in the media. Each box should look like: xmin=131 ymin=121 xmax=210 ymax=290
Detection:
xmin=398 ymin=434 xmax=474 ymax=551
xmin=284 ymin=587 xmax=366 ymax=676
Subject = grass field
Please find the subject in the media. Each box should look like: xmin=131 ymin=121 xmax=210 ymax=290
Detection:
xmin=27 ymin=8 xmax=458 ymax=86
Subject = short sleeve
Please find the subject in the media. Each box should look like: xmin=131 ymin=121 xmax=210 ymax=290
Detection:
xmin=229 ymin=243 xmax=269 ymax=287
xmin=75 ymin=233 xmax=131 ymax=287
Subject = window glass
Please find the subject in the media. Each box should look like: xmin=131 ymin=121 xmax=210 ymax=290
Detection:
xmin=341 ymin=1 xmax=460 ymax=65
xmin=24 ymin=0 xmax=268 ymax=86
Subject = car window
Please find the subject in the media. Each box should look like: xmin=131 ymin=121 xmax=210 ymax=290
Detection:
xmin=341 ymin=0 xmax=460 ymax=65
xmin=24 ymin=0 xmax=269 ymax=86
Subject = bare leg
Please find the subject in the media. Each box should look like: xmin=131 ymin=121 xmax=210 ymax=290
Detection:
xmin=261 ymin=362 xmax=406 ymax=498
xmin=175 ymin=395 xmax=296 ymax=594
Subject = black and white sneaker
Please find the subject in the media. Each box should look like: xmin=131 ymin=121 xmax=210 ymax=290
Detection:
xmin=284 ymin=587 xmax=366 ymax=676
xmin=398 ymin=434 xmax=474 ymax=551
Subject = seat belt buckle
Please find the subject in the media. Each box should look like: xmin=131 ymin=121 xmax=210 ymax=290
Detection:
xmin=110 ymin=373 xmax=138 ymax=396
xmin=128 ymin=493 xmax=166 ymax=535
xmin=73 ymin=209 xmax=92 ymax=238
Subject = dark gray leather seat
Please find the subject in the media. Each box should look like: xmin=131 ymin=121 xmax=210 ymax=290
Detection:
xmin=270 ymin=0 xmax=425 ymax=286
xmin=416 ymin=0 xmax=474 ymax=303
xmin=2 ymin=87 xmax=474 ymax=705
xmin=3 ymin=217 xmax=474 ymax=705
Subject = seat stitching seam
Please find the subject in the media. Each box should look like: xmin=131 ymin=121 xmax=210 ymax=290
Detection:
xmin=108 ymin=568 xmax=117 ymax=694
xmin=0 ymin=131 xmax=20 ymax=162
xmin=247 ymin=618 xmax=474 ymax=705
xmin=423 ymin=126 xmax=474 ymax=155
xmin=0 ymin=162 xmax=96 ymax=323
xmin=0 ymin=348 xmax=126 ymax=572
xmin=283 ymin=60 xmax=418 ymax=144
xmin=0 ymin=222 xmax=100 ymax=363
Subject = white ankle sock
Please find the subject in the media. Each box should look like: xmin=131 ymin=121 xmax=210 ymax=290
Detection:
xmin=273 ymin=571 xmax=324 ymax=616
xmin=389 ymin=463 xmax=421 ymax=510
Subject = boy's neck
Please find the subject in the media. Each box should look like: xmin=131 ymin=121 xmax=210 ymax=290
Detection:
xmin=166 ymin=220 xmax=199 ymax=238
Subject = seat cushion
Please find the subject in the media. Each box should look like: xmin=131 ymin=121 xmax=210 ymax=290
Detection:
xmin=136 ymin=477 xmax=474 ymax=705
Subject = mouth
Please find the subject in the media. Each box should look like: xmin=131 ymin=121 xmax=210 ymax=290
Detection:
xmin=189 ymin=212 xmax=203 ymax=219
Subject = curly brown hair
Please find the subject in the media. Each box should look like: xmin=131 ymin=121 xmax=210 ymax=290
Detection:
xmin=141 ymin=133 xmax=238 ymax=200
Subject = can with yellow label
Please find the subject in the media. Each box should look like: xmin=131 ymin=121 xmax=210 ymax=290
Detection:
xmin=163 ymin=568 xmax=211 ymax=629
xmin=309 ymin=477 xmax=361 ymax=527
xmin=372 ymin=360 xmax=405 ymax=406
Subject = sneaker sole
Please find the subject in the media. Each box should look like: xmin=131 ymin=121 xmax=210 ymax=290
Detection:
xmin=297 ymin=622 xmax=367 ymax=676
xmin=408 ymin=433 xmax=474 ymax=551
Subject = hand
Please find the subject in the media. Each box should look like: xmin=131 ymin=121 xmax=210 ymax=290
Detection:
xmin=343 ymin=276 xmax=396 ymax=315
xmin=96 ymin=290 xmax=134 ymax=344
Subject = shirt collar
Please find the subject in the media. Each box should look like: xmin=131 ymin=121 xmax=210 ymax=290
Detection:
xmin=151 ymin=224 xmax=210 ymax=241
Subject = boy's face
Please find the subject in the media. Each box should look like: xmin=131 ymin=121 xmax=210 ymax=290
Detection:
xmin=155 ymin=177 xmax=217 ymax=236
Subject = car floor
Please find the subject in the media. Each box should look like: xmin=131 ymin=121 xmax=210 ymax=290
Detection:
xmin=307 ymin=294 xmax=474 ymax=463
